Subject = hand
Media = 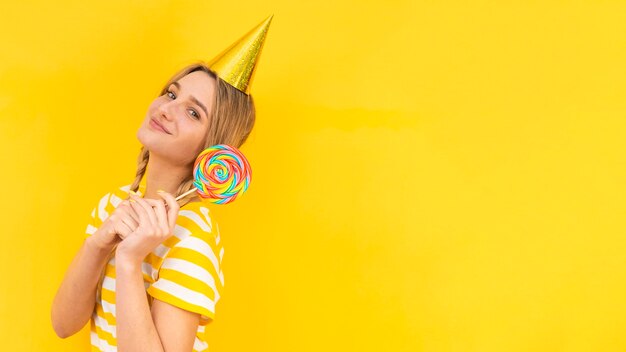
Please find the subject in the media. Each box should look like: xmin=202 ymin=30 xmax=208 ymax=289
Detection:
xmin=91 ymin=199 xmax=140 ymax=251
xmin=115 ymin=191 xmax=180 ymax=265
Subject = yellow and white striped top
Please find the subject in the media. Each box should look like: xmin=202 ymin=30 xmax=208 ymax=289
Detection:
xmin=84 ymin=183 xmax=225 ymax=352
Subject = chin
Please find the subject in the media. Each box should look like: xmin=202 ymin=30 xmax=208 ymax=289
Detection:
xmin=136 ymin=127 xmax=148 ymax=145
xmin=136 ymin=127 xmax=161 ymax=150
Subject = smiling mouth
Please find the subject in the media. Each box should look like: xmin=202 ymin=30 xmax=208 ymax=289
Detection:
xmin=150 ymin=119 xmax=171 ymax=134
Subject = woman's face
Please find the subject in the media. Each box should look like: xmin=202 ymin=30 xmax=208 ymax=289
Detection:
xmin=137 ymin=70 xmax=217 ymax=166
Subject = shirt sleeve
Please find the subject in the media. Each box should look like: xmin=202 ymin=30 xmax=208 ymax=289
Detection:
xmin=147 ymin=206 xmax=225 ymax=325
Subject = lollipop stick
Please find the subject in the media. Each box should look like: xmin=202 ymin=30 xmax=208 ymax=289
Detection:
xmin=138 ymin=187 xmax=198 ymax=209
xmin=160 ymin=187 xmax=198 ymax=209
xmin=174 ymin=187 xmax=198 ymax=202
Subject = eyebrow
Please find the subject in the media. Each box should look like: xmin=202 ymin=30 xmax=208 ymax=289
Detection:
xmin=171 ymin=81 xmax=209 ymax=119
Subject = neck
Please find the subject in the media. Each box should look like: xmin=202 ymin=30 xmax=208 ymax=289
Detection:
xmin=143 ymin=153 xmax=191 ymax=200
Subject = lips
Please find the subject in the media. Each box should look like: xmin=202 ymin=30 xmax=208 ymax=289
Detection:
xmin=150 ymin=118 xmax=171 ymax=134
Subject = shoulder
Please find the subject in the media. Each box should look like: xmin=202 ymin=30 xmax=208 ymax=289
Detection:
xmin=175 ymin=201 xmax=221 ymax=248
xmin=167 ymin=202 xmax=224 ymax=280
xmin=176 ymin=202 xmax=218 ymax=236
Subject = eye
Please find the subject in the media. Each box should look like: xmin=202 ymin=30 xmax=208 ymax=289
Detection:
xmin=166 ymin=90 xmax=176 ymax=99
xmin=189 ymin=109 xmax=200 ymax=119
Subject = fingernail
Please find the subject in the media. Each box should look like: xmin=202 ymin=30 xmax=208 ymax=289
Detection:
xmin=157 ymin=189 xmax=164 ymax=193
xmin=130 ymin=199 xmax=136 ymax=203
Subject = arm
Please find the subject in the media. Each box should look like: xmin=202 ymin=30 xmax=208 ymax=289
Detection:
xmin=51 ymin=235 xmax=114 ymax=338
xmin=116 ymin=257 xmax=199 ymax=352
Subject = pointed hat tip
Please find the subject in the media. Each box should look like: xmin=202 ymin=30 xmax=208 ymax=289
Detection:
xmin=207 ymin=15 xmax=275 ymax=94
xmin=260 ymin=14 xmax=274 ymax=28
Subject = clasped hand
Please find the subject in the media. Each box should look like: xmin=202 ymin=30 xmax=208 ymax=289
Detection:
xmin=115 ymin=191 xmax=180 ymax=265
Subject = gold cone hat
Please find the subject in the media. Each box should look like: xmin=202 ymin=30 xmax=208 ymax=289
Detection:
xmin=207 ymin=15 xmax=274 ymax=95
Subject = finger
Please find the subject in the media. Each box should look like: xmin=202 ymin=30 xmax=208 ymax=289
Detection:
xmin=115 ymin=222 xmax=133 ymax=240
xmin=128 ymin=194 xmax=152 ymax=226
xmin=119 ymin=211 xmax=139 ymax=231
xmin=145 ymin=198 xmax=169 ymax=235
xmin=120 ymin=200 xmax=140 ymax=223
xmin=115 ymin=200 xmax=139 ymax=224
xmin=132 ymin=194 xmax=159 ymax=226
xmin=157 ymin=191 xmax=180 ymax=231
xmin=144 ymin=198 xmax=165 ymax=207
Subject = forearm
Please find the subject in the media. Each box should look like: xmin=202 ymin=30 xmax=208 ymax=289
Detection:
xmin=51 ymin=235 xmax=114 ymax=338
xmin=116 ymin=257 xmax=164 ymax=352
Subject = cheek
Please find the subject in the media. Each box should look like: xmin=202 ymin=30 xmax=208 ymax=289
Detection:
xmin=172 ymin=124 xmax=206 ymax=162
xmin=145 ymin=103 xmax=157 ymax=122
xmin=180 ymin=121 xmax=206 ymax=143
xmin=187 ymin=124 xmax=209 ymax=153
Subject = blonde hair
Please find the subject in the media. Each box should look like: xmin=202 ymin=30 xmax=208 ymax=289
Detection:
xmin=128 ymin=62 xmax=256 ymax=207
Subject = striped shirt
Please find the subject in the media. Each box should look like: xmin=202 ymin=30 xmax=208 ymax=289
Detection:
xmin=84 ymin=183 xmax=225 ymax=351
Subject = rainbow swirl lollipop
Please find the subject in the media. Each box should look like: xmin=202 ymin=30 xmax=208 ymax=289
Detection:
xmin=175 ymin=144 xmax=252 ymax=204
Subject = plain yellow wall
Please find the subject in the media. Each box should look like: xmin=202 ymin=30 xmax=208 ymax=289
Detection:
xmin=1 ymin=0 xmax=626 ymax=351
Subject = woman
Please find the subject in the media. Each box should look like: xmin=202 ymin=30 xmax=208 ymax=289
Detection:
xmin=51 ymin=16 xmax=272 ymax=352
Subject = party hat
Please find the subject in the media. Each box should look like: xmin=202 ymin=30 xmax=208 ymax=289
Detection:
xmin=207 ymin=15 xmax=274 ymax=94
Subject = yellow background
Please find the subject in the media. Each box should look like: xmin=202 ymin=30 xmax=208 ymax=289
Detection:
xmin=1 ymin=0 xmax=625 ymax=351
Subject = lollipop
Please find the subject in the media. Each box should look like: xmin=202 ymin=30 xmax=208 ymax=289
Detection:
xmin=175 ymin=144 xmax=252 ymax=204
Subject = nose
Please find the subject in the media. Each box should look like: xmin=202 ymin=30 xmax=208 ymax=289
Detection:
xmin=157 ymin=100 xmax=175 ymax=121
